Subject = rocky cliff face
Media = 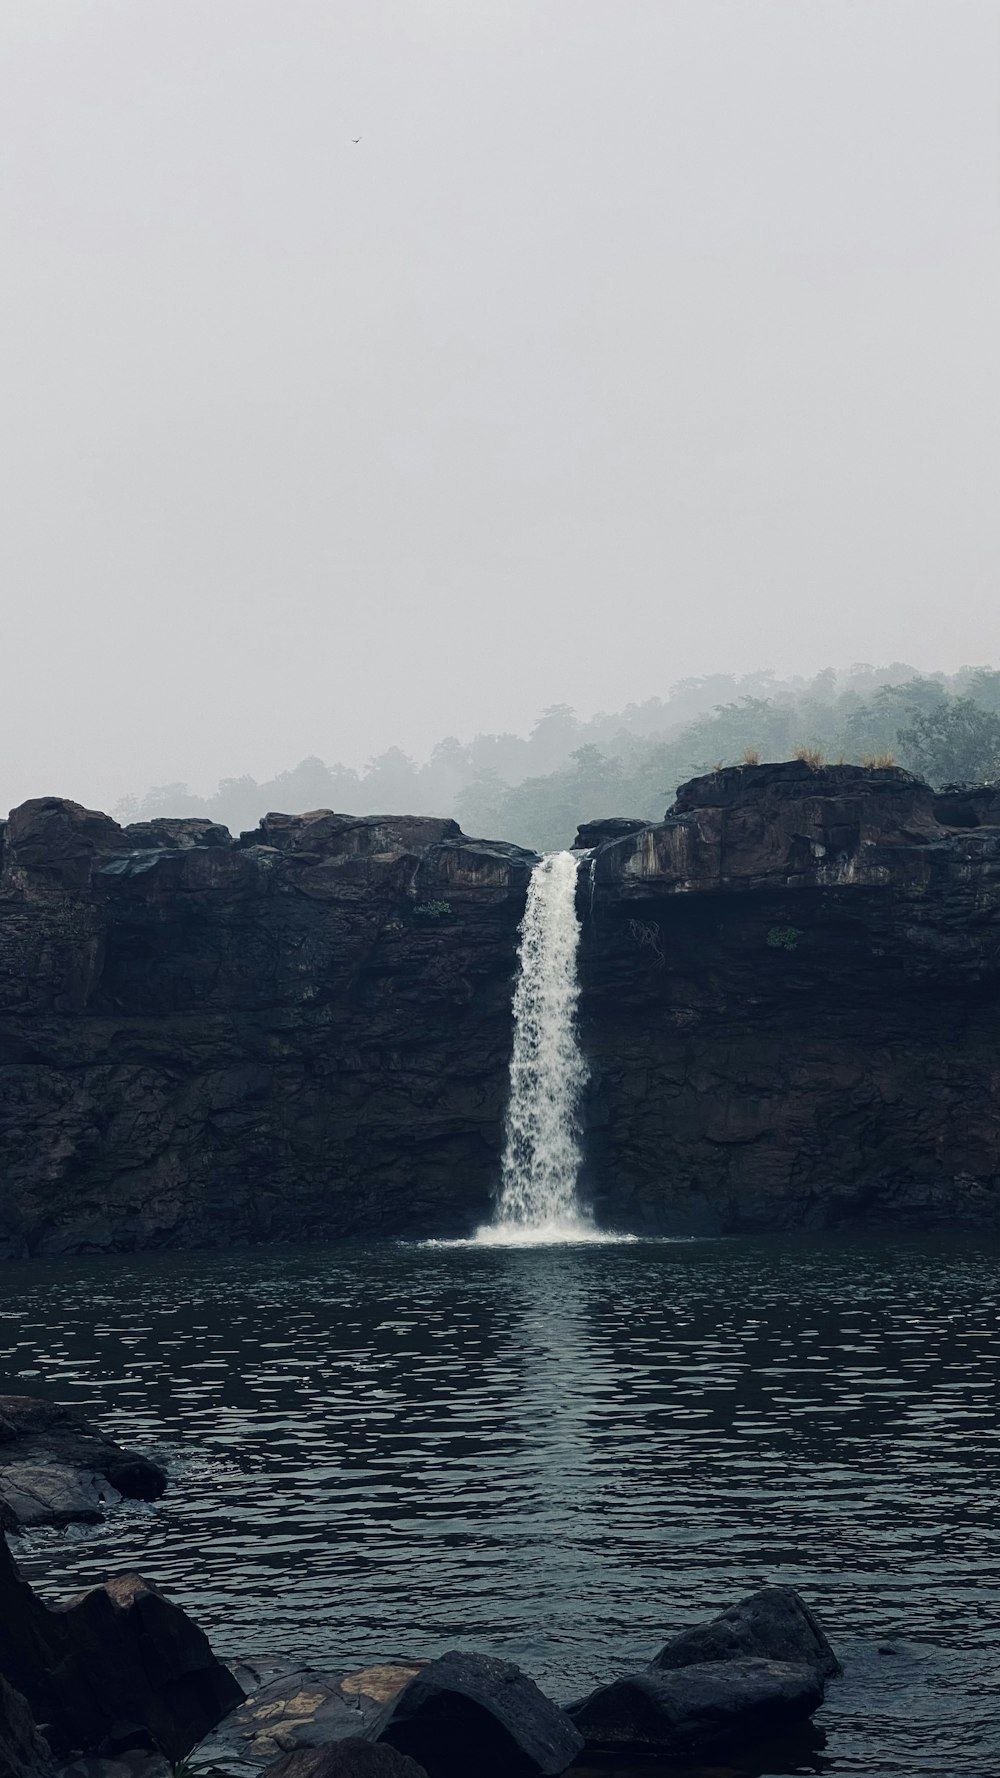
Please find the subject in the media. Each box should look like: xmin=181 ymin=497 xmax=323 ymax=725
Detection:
xmin=1 ymin=762 xmax=998 ymax=1253
xmin=0 ymin=801 xmax=535 ymax=1255
xmin=578 ymin=761 xmax=1000 ymax=1232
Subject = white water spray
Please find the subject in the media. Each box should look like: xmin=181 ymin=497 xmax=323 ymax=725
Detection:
xmin=478 ymin=850 xmax=601 ymax=1244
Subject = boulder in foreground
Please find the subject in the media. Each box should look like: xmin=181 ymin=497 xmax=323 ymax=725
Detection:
xmin=651 ymin=1585 xmax=841 ymax=1680
xmin=371 ymin=1650 xmax=583 ymax=1778
xmin=0 ymin=1533 xmax=242 ymax=1760
xmin=265 ymin=1743 xmax=428 ymax=1778
xmin=568 ymin=1658 xmax=824 ymax=1757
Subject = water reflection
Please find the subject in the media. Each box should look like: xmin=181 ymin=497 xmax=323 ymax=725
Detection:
xmin=0 ymin=1235 xmax=998 ymax=1776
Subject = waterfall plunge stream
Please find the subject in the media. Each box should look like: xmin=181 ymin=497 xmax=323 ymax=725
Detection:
xmin=476 ymin=850 xmax=608 ymax=1245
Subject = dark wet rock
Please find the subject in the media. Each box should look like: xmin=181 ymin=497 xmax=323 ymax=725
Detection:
xmin=932 ymin=783 xmax=1000 ymax=829
xmin=594 ymin=760 xmax=942 ymax=895
xmin=0 ymin=1673 xmax=52 ymax=1778
xmin=567 ymin=1658 xmax=824 ymax=1758
xmin=414 ymin=837 xmax=537 ymax=903
xmin=237 ymin=812 xmax=463 ymax=870
xmin=371 ymin=1650 xmax=584 ymax=1778
xmin=3 ymin=800 xmax=129 ymax=894
xmin=0 ymin=1531 xmax=242 ymax=1760
xmin=264 ymin=1743 xmax=428 ymax=1778
xmin=573 ymin=818 xmax=650 ymax=850
xmin=0 ymin=1465 xmax=112 ymax=1531
xmin=0 ymin=1397 xmax=166 ymax=1530
xmin=122 ymin=819 xmax=232 ymax=851
xmin=650 ymin=1586 xmax=841 ymax=1681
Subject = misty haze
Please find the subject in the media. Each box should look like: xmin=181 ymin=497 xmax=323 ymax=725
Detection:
xmin=2 ymin=7 xmax=999 ymax=1778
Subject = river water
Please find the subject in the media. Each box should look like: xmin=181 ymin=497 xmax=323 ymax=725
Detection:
xmin=2 ymin=1235 xmax=998 ymax=1777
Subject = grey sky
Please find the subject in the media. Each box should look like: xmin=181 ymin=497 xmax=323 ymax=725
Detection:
xmin=2 ymin=0 xmax=998 ymax=811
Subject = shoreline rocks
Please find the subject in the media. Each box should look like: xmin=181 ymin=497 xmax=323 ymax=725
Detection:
xmin=0 ymin=1553 xmax=841 ymax=1778
xmin=565 ymin=1586 xmax=837 ymax=1766
xmin=567 ymin=1658 xmax=825 ymax=1759
xmin=206 ymin=1591 xmax=840 ymax=1777
xmin=370 ymin=1651 xmax=584 ymax=1778
xmin=650 ymin=1584 xmax=842 ymax=1681
xmin=0 ymin=1397 xmax=166 ymax=1532
xmin=0 ymin=1532 xmax=242 ymax=1762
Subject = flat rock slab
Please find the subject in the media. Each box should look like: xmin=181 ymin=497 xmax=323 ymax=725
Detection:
xmin=0 ymin=1396 xmax=166 ymax=1530
xmin=371 ymin=1649 xmax=584 ymax=1778
xmin=0 ymin=1462 xmax=117 ymax=1529
xmin=568 ymin=1658 xmax=824 ymax=1758
xmin=200 ymin=1666 xmax=425 ymax=1768
xmin=651 ymin=1586 xmax=841 ymax=1681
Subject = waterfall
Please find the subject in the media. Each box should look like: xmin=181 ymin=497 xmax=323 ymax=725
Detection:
xmin=483 ymin=850 xmax=594 ymax=1242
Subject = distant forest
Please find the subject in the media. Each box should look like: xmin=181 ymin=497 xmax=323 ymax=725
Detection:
xmin=118 ymin=664 xmax=1000 ymax=855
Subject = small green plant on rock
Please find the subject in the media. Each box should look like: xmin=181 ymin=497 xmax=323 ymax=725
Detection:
xmin=766 ymin=925 xmax=801 ymax=951
xmin=172 ymin=1760 xmax=239 ymax=1778
xmin=413 ymin=899 xmax=453 ymax=919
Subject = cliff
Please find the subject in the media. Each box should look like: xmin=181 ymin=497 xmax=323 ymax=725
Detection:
xmin=0 ymin=802 xmax=535 ymax=1255
xmin=1 ymin=761 xmax=998 ymax=1253
xmin=579 ymin=761 xmax=1000 ymax=1231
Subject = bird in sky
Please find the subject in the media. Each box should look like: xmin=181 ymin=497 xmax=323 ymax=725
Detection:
xmin=352 ymin=136 xmax=362 ymax=144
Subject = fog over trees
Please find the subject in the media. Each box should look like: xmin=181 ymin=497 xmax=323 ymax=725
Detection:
xmin=114 ymin=662 xmax=1000 ymax=855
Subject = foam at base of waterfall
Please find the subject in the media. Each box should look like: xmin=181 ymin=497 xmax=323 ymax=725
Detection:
xmin=471 ymin=1215 xmax=637 ymax=1247
xmin=417 ymin=1220 xmax=639 ymax=1250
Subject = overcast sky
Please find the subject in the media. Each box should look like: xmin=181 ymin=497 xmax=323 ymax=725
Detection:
xmin=2 ymin=1 xmax=998 ymax=810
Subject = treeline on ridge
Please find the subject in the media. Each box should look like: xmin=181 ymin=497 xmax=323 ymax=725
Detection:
xmin=115 ymin=663 xmax=1000 ymax=855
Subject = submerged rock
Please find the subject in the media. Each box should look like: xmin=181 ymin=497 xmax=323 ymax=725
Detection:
xmin=650 ymin=1585 xmax=841 ymax=1681
xmin=371 ymin=1650 xmax=584 ymax=1778
xmin=0 ymin=1396 xmax=166 ymax=1531
xmin=567 ymin=1658 xmax=824 ymax=1758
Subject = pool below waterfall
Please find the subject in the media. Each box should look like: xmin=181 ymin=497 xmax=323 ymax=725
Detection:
xmin=2 ymin=1233 xmax=999 ymax=1777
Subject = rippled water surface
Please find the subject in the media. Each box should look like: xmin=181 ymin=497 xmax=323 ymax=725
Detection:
xmin=2 ymin=1236 xmax=999 ymax=1776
